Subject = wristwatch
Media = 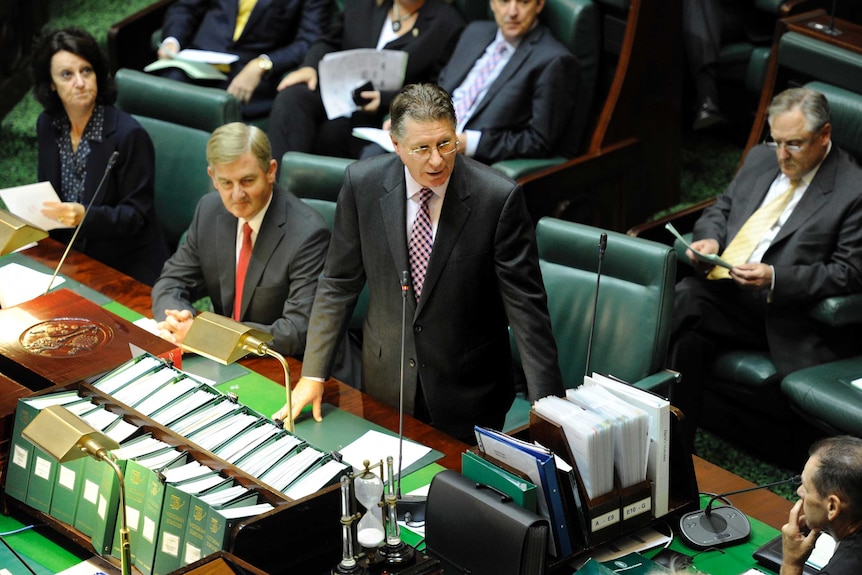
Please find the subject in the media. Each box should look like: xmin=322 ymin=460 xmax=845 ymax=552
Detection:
xmin=257 ymin=54 xmax=273 ymax=73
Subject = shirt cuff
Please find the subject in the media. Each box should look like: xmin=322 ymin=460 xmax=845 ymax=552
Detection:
xmin=464 ymin=130 xmax=481 ymax=157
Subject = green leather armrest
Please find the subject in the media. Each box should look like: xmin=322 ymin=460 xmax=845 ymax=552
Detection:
xmin=632 ymin=369 xmax=679 ymax=395
xmin=115 ymin=68 xmax=242 ymax=132
xmin=491 ymin=157 xmax=567 ymax=181
xmin=279 ymin=152 xmax=353 ymax=201
xmin=808 ymin=294 xmax=862 ymax=327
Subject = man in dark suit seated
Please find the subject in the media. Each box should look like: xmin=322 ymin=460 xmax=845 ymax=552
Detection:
xmin=782 ymin=435 xmax=862 ymax=575
xmin=156 ymin=0 xmax=330 ymax=117
xmin=275 ymin=83 xmax=565 ymax=444
xmin=668 ymin=87 xmax=862 ymax=439
xmin=363 ymin=0 xmax=580 ymax=165
xmin=151 ymin=122 xmax=357 ymax=385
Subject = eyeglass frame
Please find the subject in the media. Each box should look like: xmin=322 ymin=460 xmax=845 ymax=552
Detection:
xmin=407 ymin=139 xmax=460 ymax=159
xmin=764 ymin=123 xmax=827 ymax=153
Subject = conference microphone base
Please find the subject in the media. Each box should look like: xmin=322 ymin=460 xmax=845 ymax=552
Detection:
xmin=678 ymin=505 xmax=752 ymax=550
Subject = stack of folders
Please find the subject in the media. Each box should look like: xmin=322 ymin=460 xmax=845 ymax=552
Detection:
xmin=474 ymin=426 xmax=575 ymax=558
xmin=7 ymin=353 xmax=351 ymax=572
xmin=566 ymin=384 xmax=650 ymax=492
xmin=584 ymin=373 xmax=671 ymax=519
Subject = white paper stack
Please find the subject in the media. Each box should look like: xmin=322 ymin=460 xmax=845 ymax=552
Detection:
xmin=567 ymin=383 xmax=650 ymax=489
xmin=533 ymin=395 xmax=614 ymax=499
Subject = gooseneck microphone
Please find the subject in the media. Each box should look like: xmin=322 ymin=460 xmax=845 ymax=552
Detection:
xmin=584 ymin=233 xmax=607 ymax=378
xmin=679 ymin=474 xmax=801 ymax=550
xmin=45 ymin=150 xmax=120 ymax=295
xmin=396 ymin=270 xmax=427 ymax=523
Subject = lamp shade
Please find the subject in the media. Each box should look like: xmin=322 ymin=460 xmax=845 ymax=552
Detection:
xmin=0 ymin=209 xmax=48 ymax=255
xmin=181 ymin=311 xmax=274 ymax=364
xmin=22 ymin=404 xmax=119 ymax=463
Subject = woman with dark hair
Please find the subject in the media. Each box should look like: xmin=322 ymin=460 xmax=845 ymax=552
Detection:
xmin=31 ymin=28 xmax=169 ymax=285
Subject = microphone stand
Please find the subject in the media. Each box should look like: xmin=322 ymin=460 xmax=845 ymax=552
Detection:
xmin=584 ymin=233 xmax=607 ymax=378
xmin=45 ymin=151 xmax=120 ymax=295
xmin=808 ymin=0 xmax=842 ymax=36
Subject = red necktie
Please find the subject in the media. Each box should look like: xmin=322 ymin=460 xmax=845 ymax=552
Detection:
xmin=408 ymin=188 xmax=434 ymax=301
xmin=233 ymin=222 xmax=253 ymax=320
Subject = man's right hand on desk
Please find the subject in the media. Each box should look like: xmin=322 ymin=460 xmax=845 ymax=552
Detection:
xmin=273 ymin=376 xmax=324 ymax=424
xmin=156 ymin=308 xmax=194 ymax=346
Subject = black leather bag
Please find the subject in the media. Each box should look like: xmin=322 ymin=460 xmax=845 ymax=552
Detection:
xmin=425 ymin=470 xmax=549 ymax=575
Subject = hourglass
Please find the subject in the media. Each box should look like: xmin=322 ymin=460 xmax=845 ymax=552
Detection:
xmin=355 ymin=460 xmax=386 ymax=549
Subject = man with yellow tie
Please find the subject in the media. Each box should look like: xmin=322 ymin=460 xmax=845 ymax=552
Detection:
xmin=668 ymin=87 xmax=862 ymax=441
xmin=157 ymin=0 xmax=330 ymax=117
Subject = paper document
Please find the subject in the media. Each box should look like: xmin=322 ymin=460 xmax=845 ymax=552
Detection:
xmin=172 ymin=49 xmax=238 ymax=65
xmin=144 ymin=58 xmax=227 ymax=81
xmin=319 ymin=49 xmax=408 ymax=119
xmin=0 ymin=181 xmax=69 ymax=231
xmin=352 ymin=127 xmax=395 ymax=152
xmin=665 ymin=222 xmax=732 ymax=269
xmin=0 ymin=262 xmax=64 ymax=308
xmin=339 ymin=429 xmax=431 ymax=479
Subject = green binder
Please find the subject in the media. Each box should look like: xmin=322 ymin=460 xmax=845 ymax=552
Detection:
xmin=461 ymin=451 xmax=538 ymax=513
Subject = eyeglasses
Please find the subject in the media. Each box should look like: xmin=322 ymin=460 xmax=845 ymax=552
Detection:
xmin=764 ymin=127 xmax=824 ymax=153
xmin=407 ymin=140 xmax=459 ymax=159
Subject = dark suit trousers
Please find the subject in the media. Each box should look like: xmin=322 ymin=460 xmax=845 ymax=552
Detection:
xmin=667 ymin=276 xmax=769 ymax=437
xmin=268 ymin=83 xmax=378 ymax=163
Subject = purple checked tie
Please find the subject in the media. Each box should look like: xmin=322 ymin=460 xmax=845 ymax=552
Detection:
xmin=453 ymin=39 xmax=507 ymax=125
xmin=409 ymin=188 xmax=434 ymax=301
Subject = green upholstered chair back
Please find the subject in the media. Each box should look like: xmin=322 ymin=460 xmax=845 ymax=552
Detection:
xmin=806 ymin=81 xmax=862 ymax=163
xmin=278 ymin=152 xmax=354 ymax=201
xmin=116 ymin=68 xmax=242 ymax=132
xmin=134 ymin=115 xmax=213 ymax=251
xmin=535 ymin=218 xmax=676 ymax=388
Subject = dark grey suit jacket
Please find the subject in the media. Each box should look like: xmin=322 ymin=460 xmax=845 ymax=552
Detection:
xmin=693 ymin=144 xmax=862 ymax=372
xmin=301 ymin=153 xmax=564 ymax=439
xmin=152 ymin=186 xmax=330 ymax=358
xmin=436 ymin=20 xmax=580 ymax=164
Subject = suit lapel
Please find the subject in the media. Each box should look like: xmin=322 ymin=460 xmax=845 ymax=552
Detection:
xmin=381 ymin=169 xmax=411 ymax=293
xmin=771 ymin=152 xmax=837 ymax=247
xmin=237 ymin=0 xmax=272 ymax=40
xmin=448 ymin=25 xmax=497 ymax=88
xmin=470 ymin=28 xmax=539 ymax=121
xmin=217 ymin=211 xmax=239 ymax=314
xmin=239 ymin=191 xmax=287 ymax=316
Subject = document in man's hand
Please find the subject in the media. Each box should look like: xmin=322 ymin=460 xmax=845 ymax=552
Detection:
xmin=665 ymin=222 xmax=732 ymax=269
xmin=318 ymin=49 xmax=408 ymax=119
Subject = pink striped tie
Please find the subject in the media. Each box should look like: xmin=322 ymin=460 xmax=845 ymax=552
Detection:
xmin=453 ymin=39 xmax=507 ymax=126
xmin=408 ymin=188 xmax=434 ymax=301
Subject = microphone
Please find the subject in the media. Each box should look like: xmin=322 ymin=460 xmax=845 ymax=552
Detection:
xmin=678 ymin=474 xmax=801 ymax=550
xmin=45 ymin=151 xmax=120 ymax=295
xmin=396 ymin=270 xmax=427 ymax=523
xmin=584 ymin=232 xmax=607 ymax=378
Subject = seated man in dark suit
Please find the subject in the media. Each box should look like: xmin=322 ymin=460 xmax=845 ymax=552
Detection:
xmin=156 ymin=0 xmax=331 ymax=116
xmin=668 ymin=87 xmax=862 ymax=440
xmin=152 ymin=122 xmax=357 ymax=385
xmin=363 ymin=0 xmax=579 ymax=164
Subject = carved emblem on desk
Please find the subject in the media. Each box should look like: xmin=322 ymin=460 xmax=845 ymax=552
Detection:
xmin=19 ymin=318 xmax=113 ymax=357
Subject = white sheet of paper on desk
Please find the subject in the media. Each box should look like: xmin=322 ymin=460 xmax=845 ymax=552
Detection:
xmin=319 ymin=49 xmax=408 ymax=119
xmin=174 ymin=49 xmax=238 ymax=64
xmin=339 ymin=429 xmax=431 ymax=478
xmin=0 ymin=181 xmax=69 ymax=231
xmin=0 ymin=262 xmax=64 ymax=308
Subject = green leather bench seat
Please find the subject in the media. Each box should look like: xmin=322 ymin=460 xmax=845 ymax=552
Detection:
xmin=782 ymin=358 xmax=862 ymax=437
xmin=117 ymin=68 xmax=241 ymax=132
xmin=134 ymin=115 xmax=213 ymax=251
xmin=779 ymin=32 xmax=862 ymax=95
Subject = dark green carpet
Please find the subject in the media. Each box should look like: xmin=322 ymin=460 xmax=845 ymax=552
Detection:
xmin=0 ymin=0 xmax=801 ymax=503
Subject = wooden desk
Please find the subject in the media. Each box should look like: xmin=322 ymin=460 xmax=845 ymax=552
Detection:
xmin=16 ymin=240 xmax=793 ymax=536
xmin=20 ymin=239 xmax=468 ymax=472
